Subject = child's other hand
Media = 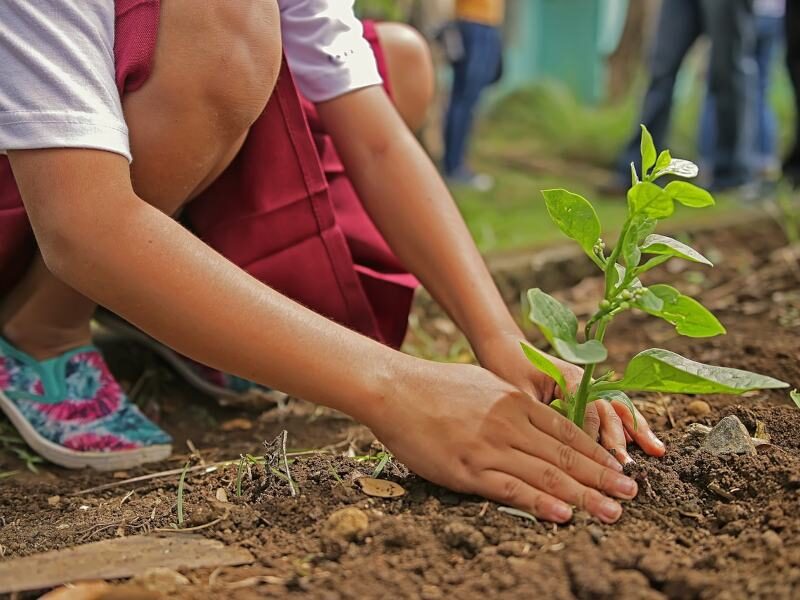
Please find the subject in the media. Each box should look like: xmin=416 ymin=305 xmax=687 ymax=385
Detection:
xmin=473 ymin=331 xmax=666 ymax=465
xmin=366 ymin=360 xmax=638 ymax=524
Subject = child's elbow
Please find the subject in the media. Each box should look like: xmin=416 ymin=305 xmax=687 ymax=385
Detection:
xmin=35 ymin=222 xmax=87 ymax=285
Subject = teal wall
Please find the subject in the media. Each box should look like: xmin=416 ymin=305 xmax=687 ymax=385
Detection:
xmin=501 ymin=0 xmax=628 ymax=104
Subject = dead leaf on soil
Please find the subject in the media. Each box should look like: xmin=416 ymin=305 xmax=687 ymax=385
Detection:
xmin=220 ymin=418 xmax=253 ymax=432
xmin=754 ymin=420 xmax=770 ymax=441
xmin=0 ymin=534 xmax=253 ymax=595
xmin=356 ymin=477 xmax=406 ymax=498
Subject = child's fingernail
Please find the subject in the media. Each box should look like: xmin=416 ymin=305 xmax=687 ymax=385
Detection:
xmin=553 ymin=503 xmax=573 ymax=522
xmin=649 ymin=431 xmax=665 ymax=449
xmin=600 ymin=499 xmax=622 ymax=522
xmin=617 ymin=476 xmax=638 ymax=498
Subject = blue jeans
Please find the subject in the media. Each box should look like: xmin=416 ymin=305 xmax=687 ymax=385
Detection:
xmin=443 ymin=20 xmax=502 ymax=176
xmin=700 ymin=15 xmax=783 ymax=172
xmin=616 ymin=0 xmax=757 ymax=188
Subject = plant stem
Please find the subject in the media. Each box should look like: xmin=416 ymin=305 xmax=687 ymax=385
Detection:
xmin=604 ymin=219 xmax=631 ymax=298
xmin=573 ymin=320 xmax=609 ymax=429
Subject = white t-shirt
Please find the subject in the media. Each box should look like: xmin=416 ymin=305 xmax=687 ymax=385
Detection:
xmin=0 ymin=0 xmax=382 ymax=162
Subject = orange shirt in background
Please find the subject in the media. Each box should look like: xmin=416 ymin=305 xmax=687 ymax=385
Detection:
xmin=455 ymin=0 xmax=505 ymax=26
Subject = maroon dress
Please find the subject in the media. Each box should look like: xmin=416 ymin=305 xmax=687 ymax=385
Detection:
xmin=0 ymin=0 xmax=416 ymax=349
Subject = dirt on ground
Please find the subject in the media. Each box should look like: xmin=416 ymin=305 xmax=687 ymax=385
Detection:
xmin=1 ymin=217 xmax=799 ymax=599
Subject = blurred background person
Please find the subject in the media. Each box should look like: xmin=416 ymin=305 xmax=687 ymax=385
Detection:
xmin=604 ymin=0 xmax=757 ymax=194
xmin=699 ymin=0 xmax=785 ymax=190
xmin=782 ymin=0 xmax=800 ymax=185
xmin=442 ymin=0 xmax=505 ymax=191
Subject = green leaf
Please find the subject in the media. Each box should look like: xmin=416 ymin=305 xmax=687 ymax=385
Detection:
xmin=526 ymin=289 xmax=608 ymax=365
xmin=552 ymin=338 xmax=608 ymax=365
xmin=633 ymin=287 xmax=664 ymax=313
xmin=664 ymin=181 xmax=715 ymax=208
xmin=590 ymin=390 xmax=638 ymax=430
xmin=550 ymin=398 xmax=569 ymax=418
xmin=527 ymin=288 xmax=578 ymax=344
xmin=654 ymin=150 xmax=672 ymax=173
xmin=640 ymin=125 xmax=657 ymax=176
xmin=791 ymin=390 xmax=800 ymax=409
xmin=628 ymin=182 xmax=674 ymax=219
xmin=653 ymin=158 xmax=699 ymax=180
xmin=542 ymin=189 xmax=601 ymax=256
xmin=641 ymin=234 xmax=713 ymax=266
xmin=630 ymin=162 xmax=639 ymax=187
xmin=621 ymin=221 xmax=644 ymax=269
xmin=520 ymin=341 xmax=568 ymax=397
xmin=635 ymin=219 xmax=658 ymax=243
xmin=594 ymin=348 xmax=789 ymax=394
xmin=638 ymin=284 xmax=725 ymax=338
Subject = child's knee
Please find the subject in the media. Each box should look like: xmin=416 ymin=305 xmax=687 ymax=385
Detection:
xmin=376 ymin=23 xmax=435 ymax=131
xmin=147 ymin=0 xmax=282 ymax=137
xmin=190 ymin=0 xmax=282 ymax=133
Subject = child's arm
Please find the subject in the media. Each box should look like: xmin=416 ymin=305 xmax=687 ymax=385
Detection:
xmin=316 ymin=87 xmax=665 ymax=460
xmin=9 ymin=147 xmax=636 ymax=523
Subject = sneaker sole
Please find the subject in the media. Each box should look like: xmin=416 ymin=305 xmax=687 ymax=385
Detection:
xmin=94 ymin=311 xmax=288 ymax=407
xmin=0 ymin=389 xmax=172 ymax=471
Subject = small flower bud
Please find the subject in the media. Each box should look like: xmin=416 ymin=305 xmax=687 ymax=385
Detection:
xmin=599 ymin=299 xmax=611 ymax=310
xmin=619 ymin=301 xmax=631 ymax=310
xmin=621 ymin=289 xmax=633 ymax=300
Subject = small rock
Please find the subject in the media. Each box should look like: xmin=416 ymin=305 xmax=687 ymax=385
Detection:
xmin=701 ymin=415 xmax=756 ymax=456
xmin=323 ymin=507 xmax=369 ymax=542
xmin=687 ymin=400 xmax=711 ymax=418
xmin=442 ymin=521 xmax=486 ymax=555
xmin=638 ymin=552 xmax=672 ymax=584
xmin=215 ymin=488 xmax=228 ymax=503
xmin=588 ymin=525 xmax=606 ymax=544
xmin=721 ymin=519 xmax=746 ymax=535
xmin=421 ymin=585 xmax=443 ymax=600
xmin=47 ymin=495 xmax=61 ymax=507
xmin=132 ymin=568 xmax=190 ymax=594
xmin=714 ymin=503 xmax=746 ymax=524
xmin=762 ymin=529 xmax=783 ymax=551
xmin=495 ymin=540 xmax=530 ymax=557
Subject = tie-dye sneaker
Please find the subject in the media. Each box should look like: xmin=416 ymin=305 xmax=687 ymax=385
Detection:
xmin=0 ymin=336 xmax=172 ymax=470
xmin=95 ymin=311 xmax=288 ymax=408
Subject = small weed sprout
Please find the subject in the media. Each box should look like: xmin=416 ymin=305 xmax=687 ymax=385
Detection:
xmin=772 ymin=182 xmax=800 ymax=245
xmin=521 ymin=126 xmax=789 ymax=429
xmin=176 ymin=461 xmax=190 ymax=527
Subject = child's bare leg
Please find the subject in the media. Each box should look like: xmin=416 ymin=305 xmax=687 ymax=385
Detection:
xmin=375 ymin=23 xmax=435 ymax=131
xmin=0 ymin=0 xmax=281 ymax=359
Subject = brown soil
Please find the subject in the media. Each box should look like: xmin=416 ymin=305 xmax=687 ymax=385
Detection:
xmin=1 ymin=219 xmax=799 ymax=599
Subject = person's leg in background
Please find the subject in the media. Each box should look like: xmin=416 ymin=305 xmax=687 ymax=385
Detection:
xmin=442 ymin=20 xmax=502 ymax=188
xmin=702 ymin=0 xmax=758 ymax=190
xmin=782 ymin=0 xmax=800 ymax=183
xmin=375 ymin=22 xmax=435 ymax=132
xmin=698 ymin=12 xmax=783 ymax=182
xmin=611 ymin=0 xmax=702 ymax=186
xmin=752 ymin=13 xmax=783 ymax=178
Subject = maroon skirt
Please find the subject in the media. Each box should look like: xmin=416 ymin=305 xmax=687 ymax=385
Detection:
xmin=0 ymin=1 xmax=416 ymax=348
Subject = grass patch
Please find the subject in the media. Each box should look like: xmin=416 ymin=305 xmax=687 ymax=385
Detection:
xmin=452 ymin=66 xmax=795 ymax=253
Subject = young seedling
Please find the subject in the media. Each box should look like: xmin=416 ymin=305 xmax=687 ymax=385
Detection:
xmin=521 ymin=125 xmax=789 ymax=429
xmin=176 ymin=461 xmax=190 ymax=527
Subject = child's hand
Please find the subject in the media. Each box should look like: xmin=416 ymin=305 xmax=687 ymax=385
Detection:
xmin=473 ymin=331 xmax=666 ymax=465
xmin=366 ymin=360 xmax=639 ymax=524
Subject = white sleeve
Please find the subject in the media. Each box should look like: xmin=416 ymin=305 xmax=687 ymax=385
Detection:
xmin=279 ymin=0 xmax=383 ymax=103
xmin=0 ymin=1 xmax=130 ymax=160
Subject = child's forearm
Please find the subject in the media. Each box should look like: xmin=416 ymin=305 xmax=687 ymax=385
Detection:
xmin=9 ymin=148 xmax=402 ymax=424
xmin=317 ymin=88 xmax=521 ymax=354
